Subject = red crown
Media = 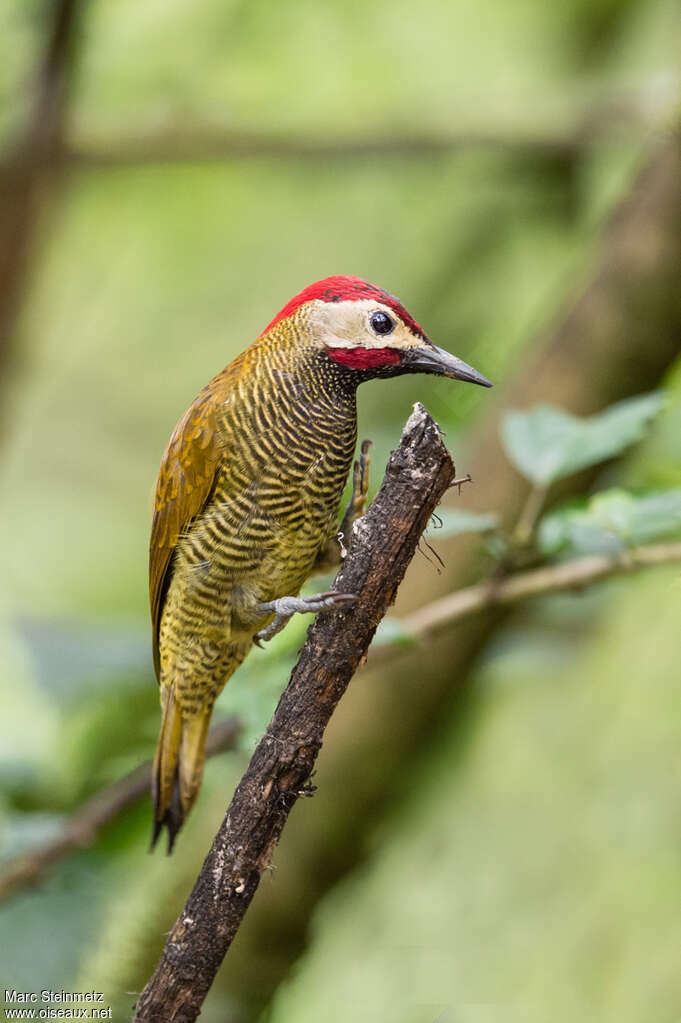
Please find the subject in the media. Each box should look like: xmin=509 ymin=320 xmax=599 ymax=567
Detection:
xmin=260 ymin=275 xmax=427 ymax=339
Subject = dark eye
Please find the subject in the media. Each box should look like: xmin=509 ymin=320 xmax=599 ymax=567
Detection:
xmin=370 ymin=311 xmax=395 ymax=336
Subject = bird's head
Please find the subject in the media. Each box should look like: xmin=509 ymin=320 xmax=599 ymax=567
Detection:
xmin=260 ymin=275 xmax=491 ymax=388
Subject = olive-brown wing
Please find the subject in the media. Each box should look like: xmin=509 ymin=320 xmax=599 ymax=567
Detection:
xmin=149 ymin=387 xmax=220 ymax=679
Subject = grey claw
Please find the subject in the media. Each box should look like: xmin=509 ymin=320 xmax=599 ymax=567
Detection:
xmin=253 ymin=591 xmax=358 ymax=647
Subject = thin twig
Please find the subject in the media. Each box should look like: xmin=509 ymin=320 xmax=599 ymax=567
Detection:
xmin=59 ymin=129 xmax=577 ymax=168
xmin=23 ymin=97 xmax=676 ymax=172
xmin=512 ymin=483 xmax=549 ymax=546
xmin=132 ymin=403 xmax=456 ymax=1022
xmin=0 ymin=716 xmax=241 ymax=902
xmin=395 ymin=540 xmax=681 ymax=641
xmin=450 ymin=473 xmax=473 ymax=493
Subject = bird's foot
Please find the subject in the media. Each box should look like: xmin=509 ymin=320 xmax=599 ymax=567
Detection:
xmin=339 ymin=439 xmax=372 ymax=542
xmin=253 ymin=591 xmax=357 ymax=647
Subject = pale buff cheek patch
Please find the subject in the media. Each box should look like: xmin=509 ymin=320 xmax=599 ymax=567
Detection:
xmin=308 ymin=298 xmax=422 ymax=353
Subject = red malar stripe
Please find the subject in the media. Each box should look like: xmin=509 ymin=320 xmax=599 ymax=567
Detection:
xmin=326 ymin=347 xmax=402 ymax=370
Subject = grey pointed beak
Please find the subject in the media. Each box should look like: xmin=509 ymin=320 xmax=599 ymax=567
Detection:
xmin=403 ymin=344 xmax=492 ymax=387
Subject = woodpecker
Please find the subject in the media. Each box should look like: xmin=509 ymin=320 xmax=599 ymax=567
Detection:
xmin=149 ymin=275 xmax=491 ymax=850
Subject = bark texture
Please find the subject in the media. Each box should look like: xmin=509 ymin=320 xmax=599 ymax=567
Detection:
xmin=133 ymin=403 xmax=456 ymax=1022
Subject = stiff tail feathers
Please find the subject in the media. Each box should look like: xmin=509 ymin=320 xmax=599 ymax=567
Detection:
xmin=151 ymin=688 xmax=211 ymax=853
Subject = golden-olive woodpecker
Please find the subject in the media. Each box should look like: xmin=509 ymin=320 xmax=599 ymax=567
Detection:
xmin=149 ymin=275 xmax=491 ymax=849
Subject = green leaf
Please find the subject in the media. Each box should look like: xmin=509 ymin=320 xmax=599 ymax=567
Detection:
xmin=538 ymin=488 xmax=681 ymax=556
xmin=538 ymin=504 xmax=621 ymax=557
xmin=590 ymin=489 xmax=681 ymax=545
xmin=501 ymin=393 xmax=665 ymax=486
xmin=431 ymin=508 xmax=499 ymax=538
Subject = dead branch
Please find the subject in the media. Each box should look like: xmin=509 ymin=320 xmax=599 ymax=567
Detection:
xmin=132 ymin=403 xmax=455 ymax=1022
xmin=223 ymin=132 xmax=681 ymax=1015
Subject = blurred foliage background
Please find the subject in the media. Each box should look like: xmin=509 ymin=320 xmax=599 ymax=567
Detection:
xmin=1 ymin=0 xmax=681 ymax=1020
